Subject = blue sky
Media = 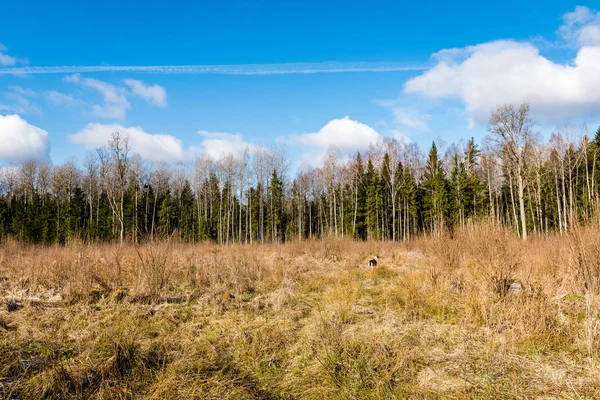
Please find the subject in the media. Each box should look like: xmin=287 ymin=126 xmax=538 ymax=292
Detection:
xmin=0 ymin=0 xmax=599 ymax=168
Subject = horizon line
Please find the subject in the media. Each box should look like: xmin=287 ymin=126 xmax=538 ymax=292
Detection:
xmin=0 ymin=61 xmax=430 ymax=75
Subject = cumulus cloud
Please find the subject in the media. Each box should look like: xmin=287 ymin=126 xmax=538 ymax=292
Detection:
xmin=290 ymin=116 xmax=381 ymax=164
xmin=293 ymin=117 xmax=381 ymax=150
xmin=123 ymin=79 xmax=167 ymax=107
xmin=191 ymin=131 xmax=260 ymax=160
xmin=65 ymin=74 xmax=130 ymax=119
xmin=0 ymin=43 xmax=16 ymax=67
xmin=70 ymin=123 xmax=188 ymax=162
xmin=0 ymin=114 xmax=49 ymax=163
xmin=403 ymin=6 xmax=600 ymax=125
xmin=405 ymin=37 xmax=600 ymax=124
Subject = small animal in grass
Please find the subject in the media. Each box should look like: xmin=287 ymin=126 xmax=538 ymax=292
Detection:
xmin=368 ymin=255 xmax=379 ymax=269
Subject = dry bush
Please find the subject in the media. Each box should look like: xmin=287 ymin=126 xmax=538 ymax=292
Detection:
xmin=459 ymin=222 xmax=523 ymax=295
xmin=566 ymin=222 xmax=600 ymax=362
xmin=568 ymin=223 xmax=600 ymax=294
xmin=134 ymin=242 xmax=176 ymax=300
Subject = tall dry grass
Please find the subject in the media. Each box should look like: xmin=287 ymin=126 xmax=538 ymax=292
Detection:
xmin=0 ymin=223 xmax=599 ymax=399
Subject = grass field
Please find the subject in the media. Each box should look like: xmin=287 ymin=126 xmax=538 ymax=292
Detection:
xmin=1 ymin=222 xmax=599 ymax=399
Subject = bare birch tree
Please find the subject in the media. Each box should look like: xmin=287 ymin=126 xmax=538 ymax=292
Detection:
xmin=488 ymin=103 xmax=535 ymax=240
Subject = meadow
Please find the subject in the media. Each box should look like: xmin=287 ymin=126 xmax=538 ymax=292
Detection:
xmin=1 ymin=222 xmax=599 ymax=399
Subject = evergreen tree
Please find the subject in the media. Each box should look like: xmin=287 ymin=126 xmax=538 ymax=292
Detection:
xmin=365 ymin=160 xmax=381 ymax=240
xmin=401 ymin=167 xmax=418 ymax=240
xmin=450 ymin=155 xmax=469 ymax=229
xmin=353 ymin=153 xmax=367 ymax=240
xmin=267 ymin=170 xmax=285 ymax=242
xmin=158 ymin=194 xmax=176 ymax=237
xmin=0 ymin=121 xmax=597 ymax=244
xmin=178 ymin=180 xmax=196 ymax=242
xmin=422 ymin=142 xmax=449 ymax=236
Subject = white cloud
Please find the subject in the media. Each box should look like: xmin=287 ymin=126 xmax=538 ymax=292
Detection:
xmin=393 ymin=109 xmax=431 ymax=130
xmin=0 ymin=62 xmax=428 ymax=76
xmin=1 ymin=86 xmax=42 ymax=115
xmin=45 ymin=90 xmax=79 ymax=106
xmin=123 ymin=79 xmax=167 ymax=107
xmin=65 ymin=74 xmax=130 ymax=119
xmin=0 ymin=104 xmax=31 ymax=115
xmin=70 ymin=123 xmax=188 ymax=162
xmin=0 ymin=114 xmax=49 ymax=163
xmin=405 ymin=37 xmax=600 ymax=124
xmin=374 ymin=99 xmax=431 ymax=131
xmin=291 ymin=116 xmax=381 ymax=164
xmin=579 ymin=25 xmax=600 ymax=46
xmin=192 ymin=131 xmax=259 ymax=160
xmin=293 ymin=117 xmax=381 ymax=150
xmin=8 ymin=86 xmax=38 ymax=97
xmin=404 ymin=7 xmax=600 ymax=125
xmin=0 ymin=43 xmax=16 ymax=67
xmin=558 ymin=6 xmax=600 ymax=47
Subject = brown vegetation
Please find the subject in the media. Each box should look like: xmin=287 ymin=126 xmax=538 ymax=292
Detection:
xmin=1 ymin=222 xmax=599 ymax=399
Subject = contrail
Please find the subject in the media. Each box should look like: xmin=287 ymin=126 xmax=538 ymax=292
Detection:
xmin=0 ymin=61 xmax=429 ymax=75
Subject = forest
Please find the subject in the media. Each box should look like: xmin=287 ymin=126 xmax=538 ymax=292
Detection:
xmin=3 ymin=103 xmax=600 ymax=399
xmin=1 ymin=103 xmax=599 ymax=245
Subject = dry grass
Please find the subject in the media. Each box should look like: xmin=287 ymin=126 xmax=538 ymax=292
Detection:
xmin=1 ymin=222 xmax=599 ymax=399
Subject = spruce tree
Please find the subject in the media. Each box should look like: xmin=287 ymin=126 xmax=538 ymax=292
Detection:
xmin=401 ymin=167 xmax=418 ymax=240
xmin=365 ymin=159 xmax=381 ymax=240
xmin=422 ymin=142 xmax=449 ymax=236
xmin=353 ymin=152 xmax=367 ymax=240
xmin=158 ymin=194 xmax=176 ymax=237
xmin=266 ymin=170 xmax=284 ymax=242
xmin=450 ymin=155 xmax=469 ymax=229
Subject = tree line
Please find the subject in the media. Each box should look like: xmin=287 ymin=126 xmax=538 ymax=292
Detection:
xmin=0 ymin=103 xmax=599 ymax=245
